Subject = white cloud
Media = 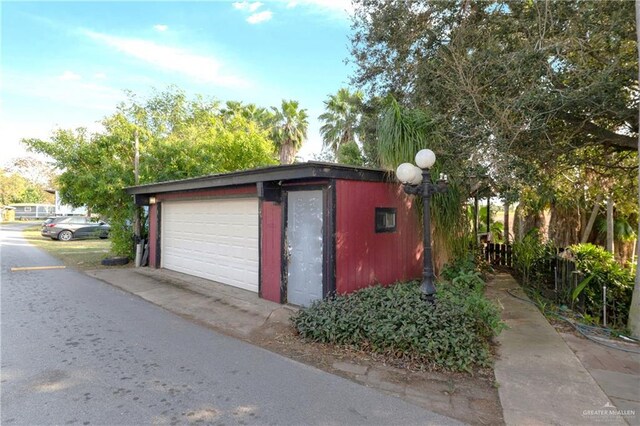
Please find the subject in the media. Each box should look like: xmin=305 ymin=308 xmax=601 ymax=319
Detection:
xmin=153 ymin=24 xmax=168 ymax=32
xmin=249 ymin=2 xmax=263 ymax=12
xmin=247 ymin=10 xmax=273 ymax=24
xmin=234 ymin=1 xmax=271 ymax=24
xmin=233 ymin=1 xmax=247 ymax=10
xmin=58 ymin=71 xmax=81 ymax=81
xmin=94 ymin=72 xmax=107 ymax=79
xmin=81 ymin=30 xmax=250 ymax=88
xmin=233 ymin=1 xmax=263 ymax=12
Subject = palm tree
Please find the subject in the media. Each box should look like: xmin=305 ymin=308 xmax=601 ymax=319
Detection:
xmin=318 ymin=88 xmax=364 ymax=155
xmin=220 ymin=101 xmax=275 ymax=132
xmin=271 ymin=100 xmax=308 ymax=164
xmin=241 ymin=104 xmax=274 ymax=131
xmin=220 ymin=100 xmax=244 ymax=121
xmin=376 ymin=96 xmax=441 ymax=169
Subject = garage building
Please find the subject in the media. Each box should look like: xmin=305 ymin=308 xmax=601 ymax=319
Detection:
xmin=126 ymin=162 xmax=423 ymax=306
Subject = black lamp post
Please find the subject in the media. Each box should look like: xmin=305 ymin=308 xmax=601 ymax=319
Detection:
xmin=395 ymin=149 xmax=449 ymax=304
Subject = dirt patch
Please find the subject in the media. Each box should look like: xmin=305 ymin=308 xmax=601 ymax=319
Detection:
xmin=247 ymin=318 xmax=504 ymax=425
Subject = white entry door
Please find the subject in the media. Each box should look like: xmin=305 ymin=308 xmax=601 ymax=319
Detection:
xmin=161 ymin=198 xmax=259 ymax=292
xmin=286 ymin=190 xmax=324 ymax=306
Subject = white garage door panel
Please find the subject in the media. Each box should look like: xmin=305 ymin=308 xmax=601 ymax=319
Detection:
xmin=162 ymin=199 xmax=259 ymax=292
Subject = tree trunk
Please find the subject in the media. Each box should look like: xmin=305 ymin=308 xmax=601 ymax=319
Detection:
xmin=513 ymin=204 xmax=544 ymax=241
xmin=279 ymin=141 xmax=296 ymax=164
xmin=486 ymin=197 xmax=491 ymax=240
xmin=516 ymin=204 xmax=524 ymax=241
xmin=628 ymin=0 xmax=640 ymax=338
xmin=606 ymin=195 xmax=614 ymax=254
xmin=504 ymin=201 xmax=510 ymax=244
xmin=473 ymin=195 xmax=479 ymax=243
xmin=548 ymin=203 xmax=581 ymax=248
xmin=581 ymin=194 xmax=603 ymax=243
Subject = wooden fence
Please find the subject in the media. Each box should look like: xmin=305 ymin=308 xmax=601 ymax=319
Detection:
xmin=482 ymin=243 xmax=513 ymax=267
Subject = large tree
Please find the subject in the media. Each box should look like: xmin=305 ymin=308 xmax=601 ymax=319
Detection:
xmin=350 ymin=0 xmax=637 ymax=180
xmin=352 ymin=0 xmax=639 ymax=335
xmin=0 ymin=157 xmax=55 ymax=205
xmin=24 ymin=88 xmax=277 ymax=255
xmin=271 ymin=100 xmax=309 ymax=164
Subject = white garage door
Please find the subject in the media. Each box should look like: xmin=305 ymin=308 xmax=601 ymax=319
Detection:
xmin=161 ymin=198 xmax=259 ymax=292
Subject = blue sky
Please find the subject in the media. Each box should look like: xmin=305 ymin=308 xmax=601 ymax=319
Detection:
xmin=1 ymin=1 xmax=355 ymax=165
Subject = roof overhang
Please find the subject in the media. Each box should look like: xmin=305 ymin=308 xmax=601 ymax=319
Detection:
xmin=126 ymin=162 xmax=393 ymax=196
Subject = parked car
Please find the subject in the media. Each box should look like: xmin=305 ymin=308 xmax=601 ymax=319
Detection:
xmin=41 ymin=216 xmax=110 ymax=241
xmin=42 ymin=217 xmax=57 ymax=226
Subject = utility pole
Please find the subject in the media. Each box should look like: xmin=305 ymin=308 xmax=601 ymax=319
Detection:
xmin=133 ymin=129 xmax=142 ymax=267
xmin=134 ymin=129 xmax=140 ymax=186
xmin=503 ymin=201 xmax=510 ymax=245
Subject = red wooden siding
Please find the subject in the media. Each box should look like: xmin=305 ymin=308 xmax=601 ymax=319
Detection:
xmin=335 ymin=179 xmax=422 ymax=294
xmin=149 ymin=203 xmax=158 ymax=268
xmin=260 ymin=200 xmax=282 ymax=303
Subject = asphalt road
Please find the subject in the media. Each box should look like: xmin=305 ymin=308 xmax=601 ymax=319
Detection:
xmin=0 ymin=223 xmax=459 ymax=426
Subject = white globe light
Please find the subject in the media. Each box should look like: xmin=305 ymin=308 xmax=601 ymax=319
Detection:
xmin=408 ymin=165 xmax=423 ymax=185
xmin=415 ymin=149 xmax=436 ymax=169
xmin=396 ymin=162 xmax=415 ymax=183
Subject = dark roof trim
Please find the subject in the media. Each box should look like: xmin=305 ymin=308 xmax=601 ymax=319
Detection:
xmin=126 ymin=162 xmax=394 ymax=195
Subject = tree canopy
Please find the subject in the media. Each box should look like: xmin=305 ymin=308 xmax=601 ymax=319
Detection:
xmin=351 ymin=0 xmax=637 ymax=186
xmin=350 ymin=0 xmax=639 ymax=335
xmin=0 ymin=158 xmax=55 ymax=205
xmin=24 ymin=88 xmax=278 ymax=254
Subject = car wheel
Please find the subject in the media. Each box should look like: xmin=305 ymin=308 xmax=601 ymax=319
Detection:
xmin=58 ymin=230 xmax=73 ymax=241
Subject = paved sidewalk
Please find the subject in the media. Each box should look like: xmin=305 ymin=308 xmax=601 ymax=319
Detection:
xmin=487 ymin=273 xmax=638 ymax=425
xmin=86 ymin=267 xmax=297 ymax=339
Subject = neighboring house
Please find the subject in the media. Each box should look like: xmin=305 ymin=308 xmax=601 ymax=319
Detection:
xmin=126 ymin=162 xmax=423 ymax=307
xmin=9 ymin=203 xmax=55 ymax=220
xmin=45 ymin=190 xmax=88 ymax=216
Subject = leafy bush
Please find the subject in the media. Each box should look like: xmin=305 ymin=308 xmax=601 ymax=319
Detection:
xmin=441 ymin=252 xmax=492 ymax=283
xmin=292 ymin=273 xmax=504 ymax=372
xmin=512 ymin=230 xmax=545 ymax=285
xmin=566 ymin=243 xmax=634 ymax=327
xmin=512 ymin=229 xmax=558 ymax=286
xmin=108 ymin=206 xmax=136 ymax=258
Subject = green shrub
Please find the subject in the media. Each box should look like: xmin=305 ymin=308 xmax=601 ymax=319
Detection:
xmin=292 ymin=277 xmax=504 ymax=372
xmin=512 ymin=230 xmax=545 ymax=285
xmin=567 ymin=243 xmax=634 ymax=327
xmin=441 ymin=251 xmax=492 ymax=283
xmin=512 ymin=229 xmax=558 ymax=287
xmin=108 ymin=210 xmax=135 ymax=258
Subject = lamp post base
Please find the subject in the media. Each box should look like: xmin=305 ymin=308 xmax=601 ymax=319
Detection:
xmin=420 ymin=293 xmax=436 ymax=305
xmin=420 ymin=279 xmax=437 ymax=305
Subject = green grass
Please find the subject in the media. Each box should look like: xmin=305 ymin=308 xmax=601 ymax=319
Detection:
xmin=22 ymin=225 xmax=128 ymax=270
